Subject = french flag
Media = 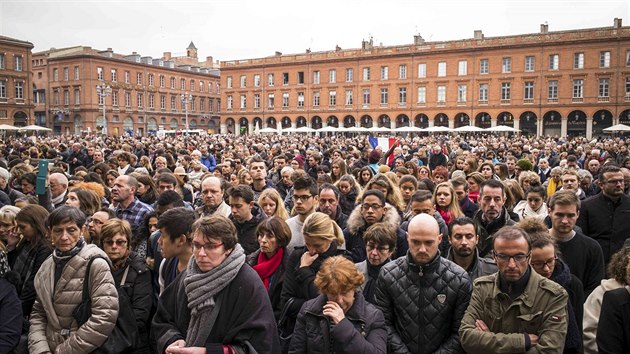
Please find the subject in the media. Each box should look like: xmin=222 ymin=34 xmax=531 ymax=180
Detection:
xmin=369 ymin=136 xmax=398 ymax=166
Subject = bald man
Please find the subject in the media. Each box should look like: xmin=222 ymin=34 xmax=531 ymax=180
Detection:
xmin=374 ymin=213 xmax=472 ymax=353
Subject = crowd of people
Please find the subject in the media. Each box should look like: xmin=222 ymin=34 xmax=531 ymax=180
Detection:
xmin=0 ymin=130 xmax=629 ymax=354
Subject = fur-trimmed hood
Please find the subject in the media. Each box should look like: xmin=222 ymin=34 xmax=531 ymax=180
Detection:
xmin=346 ymin=202 xmax=401 ymax=235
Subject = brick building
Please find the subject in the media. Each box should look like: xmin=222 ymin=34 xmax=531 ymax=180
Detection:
xmin=221 ymin=19 xmax=630 ymax=138
xmin=0 ymin=35 xmax=34 ymax=127
xmin=33 ymin=43 xmax=221 ymax=136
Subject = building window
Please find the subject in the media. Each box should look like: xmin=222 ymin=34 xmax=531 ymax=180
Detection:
xmin=458 ymin=61 xmax=467 ymax=76
xmin=216 ymin=83 xmax=220 ymax=94
xmin=254 ymin=94 xmax=260 ymax=108
xmin=149 ymin=94 xmax=155 ymax=109
xmin=14 ymin=81 xmax=23 ymax=99
xmin=479 ymin=59 xmax=489 ymax=74
xmin=137 ymin=73 xmax=143 ymax=85
xmin=254 ymin=74 xmax=260 ymax=87
xmin=53 ymin=68 xmax=58 ymax=81
xmin=63 ymin=67 xmax=69 ymax=81
xmin=399 ymin=87 xmax=407 ymax=104
xmin=626 ymin=51 xmax=630 ymax=66
xmin=345 ymin=90 xmax=353 ymax=105
xmin=437 ymin=62 xmax=446 ymax=77
xmin=574 ymin=53 xmax=584 ymax=69
xmin=479 ymin=83 xmax=488 ymax=102
xmin=381 ymin=66 xmax=389 ymax=80
xmin=362 ymin=89 xmax=370 ymax=104
xmin=125 ymin=71 xmax=130 ymax=83
xmin=572 ymin=79 xmax=583 ymax=98
xmin=148 ymin=74 xmax=155 ymax=86
xmin=97 ymin=67 xmax=103 ymax=80
xmin=313 ymin=71 xmax=320 ymax=84
xmin=160 ymin=75 xmax=165 ymax=88
xmin=268 ymin=93 xmax=274 ymax=108
xmin=268 ymin=73 xmax=274 ymax=86
xmin=418 ymin=63 xmax=427 ymax=78
xmin=298 ymin=92 xmax=305 ymax=107
xmin=600 ymin=51 xmax=611 ymax=68
xmin=190 ymin=79 xmax=195 ymax=91
xmin=283 ymin=73 xmax=289 ymax=85
xmin=283 ymin=92 xmax=289 ymax=107
xmin=599 ymin=78 xmax=610 ymax=97
xmin=74 ymin=66 xmax=80 ymax=80
xmin=380 ymin=88 xmax=388 ymax=104
xmin=200 ymin=97 xmax=206 ymax=112
xmin=501 ymin=82 xmax=511 ymax=100
xmin=502 ymin=57 xmax=512 ymax=73
xmin=126 ymin=92 xmax=132 ymax=107
xmin=548 ymin=80 xmax=558 ymax=99
xmin=63 ymin=90 xmax=69 ymax=105
xmin=524 ymin=56 xmax=535 ymax=72
xmin=180 ymin=79 xmax=185 ymax=90
xmin=240 ymin=95 xmax=246 ymax=109
xmin=417 ymin=86 xmax=426 ymax=104
xmin=160 ymin=95 xmax=166 ymax=109
xmin=329 ymin=69 xmax=336 ymax=83
xmin=625 ymin=78 xmax=630 ymax=96
xmin=227 ymin=95 xmax=233 ymax=109
xmin=549 ymin=54 xmax=559 ymax=70
xmin=170 ymin=77 xmax=176 ymax=89
xmin=0 ymin=54 xmax=4 ymax=69
xmin=437 ymin=85 xmax=446 ymax=103
xmin=74 ymin=89 xmax=80 ymax=105
xmin=457 ymin=85 xmax=466 ymax=102
xmin=0 ymin=81 xmax=5 ymax=98
xmin=240 ymin=75 xmax=246 ymax=88
xmin=199 ymin=80 xmax=203 ymax=92
xmin=399 ymin=65 xmax=407 ymax=79
xmin=227 ymin=76 xmax=233 ymax=88
xmin=14 ymin=56 xmax=22 ymax=71
xmin=137 ymin=93 xmax=143 ymax=108
xmin=170 ymin=95 xmax=176 ymax=110
xmin=111 ymin=91 xmax=118 ymax=106
xmin=346 ymin=68 xmax=353 ymax=82
xmin=313 ymin=92 xmax=320 ymax=107
xmin=53 ymin=90 xmax=59 ymax=105
xmin=329 ymin=91 xmax=336 ymax=106
xmin=111 ymin=69 xmax=117 ymax=82
xmin=524 ymin=81 xmax=535 ymax=100
xmin=363 ymin=67 xmax=371 ymax=81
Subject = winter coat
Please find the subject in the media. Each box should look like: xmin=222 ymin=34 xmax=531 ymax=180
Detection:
xmin=550 ymin=258 xmax=584 ymax=354
xmin=289 ymin=292 xmax=387 ymax=354
xmin=151 ymin=264 xmax=280 ymax=354
xmin=445 ymin=248 xmax=498 ymax=281
xmin=583 ymin=278 xmax=624 ymax=354
xmin=458 ymin=196 xmax=479 ymax=219
xmin=596 ymin=287 xmax=630 ymax=354
xmin=246 ymin=248 xmax=289 ymax=320
xmin=512 ymin=200 xmax=548 ymax=221
xmin=428 ymin=151 xmax=448 ymax=171
xmin=338 ymin=188 xmax=358 ymax=216
xmin=576 ymin=193 xmax=630 ymax=264
xmin=344 ymin=203 xmax=408 ymax=263
xmin=28 ymin=244 xmax=119 ymax=354
xmin=0 ymin=277 xmax=22 ymax=354
xmin=459 ymin=268 xmax=569 ymax=354
xmin=472 ymin=208 xmax=517 ymax=258
xmin=374 ymin=251 xmax=472 ymax=354
xmin=229 ymin=203 xmax=267 ymax=255
xmin=112 ymin=252 xmax=152 ymax=354
xmin=8 ymin=240 xmax=52 ymax=316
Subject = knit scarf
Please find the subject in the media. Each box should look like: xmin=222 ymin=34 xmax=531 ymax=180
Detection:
xmin=184 ymin=244 xmax=245 ymax=347
xmin=53 ymin=237 xmax=85 ymax=261
xmin=253 ymin=247 xmax=284 ymax=291
xmin=437 ymin=208 xmax=451 ymax=225
xmin=547 ymin=178 xmax=561 ymax=198
xmin=468 ymin=191 xmax=479 ymax=204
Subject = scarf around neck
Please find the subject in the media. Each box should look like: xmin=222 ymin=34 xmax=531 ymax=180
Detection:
xmin=53 ymin=237 xmax=85 ymax=261
xmin=364 ymin=260 xmax=388 ymax=303
xmin=184 ymin=243 xmax=246 ymax=347
xmin=253 ymin=247 xmax=284 ymax=291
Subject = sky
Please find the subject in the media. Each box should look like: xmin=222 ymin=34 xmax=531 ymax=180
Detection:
xmin=1 ymin=0 xmax=629 ymax=63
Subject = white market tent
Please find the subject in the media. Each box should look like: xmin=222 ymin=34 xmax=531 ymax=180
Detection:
xmin=603 ymin=124 xmax=630 ymax=132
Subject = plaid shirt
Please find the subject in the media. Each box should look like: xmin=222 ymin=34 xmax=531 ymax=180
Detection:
xmin=115 ymin=198 xmax=153 ymax=234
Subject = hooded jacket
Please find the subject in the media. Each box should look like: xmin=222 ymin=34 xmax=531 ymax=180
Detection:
xmin=229 ymin=203 xmax=267 ymax=255
xmin=583 ymin=278 xmax=624 ymax=354
xmin=343 ymin=203 xmax=408 ymax=263
xmin=472 ymin=208 xmax=517 ymax=258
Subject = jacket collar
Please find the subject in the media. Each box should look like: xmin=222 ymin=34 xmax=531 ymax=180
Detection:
xmin=406 ymin=249 xmax=442 ymax=274
xmin=346 ymin=202 xmax=400 ymax=234
xmin=492 ymin=266 xmax=541 ymax=308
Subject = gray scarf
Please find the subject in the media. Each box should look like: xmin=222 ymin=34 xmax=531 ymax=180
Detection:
xmin=184 ymin=243 xmax=246 ymax=346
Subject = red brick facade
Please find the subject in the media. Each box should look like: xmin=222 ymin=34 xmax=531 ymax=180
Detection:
xmin=0 ymin=35 xmax=34 ymax=127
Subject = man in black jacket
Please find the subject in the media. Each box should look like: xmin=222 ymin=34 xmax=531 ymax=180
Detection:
xmin=317 ymin=183 xmax=348 ymax=230
xmin=374 ymin=213 xmax=472 ymax=353
xmin=227 ymin=185 xmax=267 ymax=255
xmin=473 ymin=179 xmax=517 ymax=257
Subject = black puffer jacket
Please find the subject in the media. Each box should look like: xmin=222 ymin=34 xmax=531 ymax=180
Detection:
xmin=374 ymin=251 xmax=472 ymax=354
xmin=289 ymin=292 xmax=386 ymax=354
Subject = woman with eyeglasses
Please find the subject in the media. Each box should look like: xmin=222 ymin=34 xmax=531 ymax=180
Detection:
xmin=152 ymin=215 xmax=279 ymax=353
xmin=100 ymin=218 xmax=152 ymax=353
xmin=355 ymin=223 xmax=396 ymax=304
xmin=519 ymin=218 xmax=583 ymax=354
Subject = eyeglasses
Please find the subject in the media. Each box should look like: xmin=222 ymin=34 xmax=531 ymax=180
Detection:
xmin=292 ymin=194 xmax=313 ymax=202
xmin=103 ymin=239 xmax=128 ymax=247
xmin=531 ymin=257 xmax=558 ymax=269
xmin=192 ymin=242 xmax=223 ymax=253
xmin=366 ymin=243 xmax=390 ymax=253
xmin=361 ymin=203 xmax=383 ymax=211
xmin=87 ymin=217 xmax=105 ymax=225
xmin=494 ymin=252 xmax=530 ymax=264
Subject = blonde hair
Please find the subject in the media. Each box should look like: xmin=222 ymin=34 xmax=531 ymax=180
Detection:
xmin=0 ymin=205 xmax=21 ymax=226
xmin=70 ymin=181 xmax=106 ymax=200
xmin=314 ymin=256 xmax=364 ymax=295
xmin=433 ymin=182 xmax=464 ymax=219
xmin=258 ymin=188 xmax=289 ymax=219
xmin=302 ymin=212 xmax=344 ymax=246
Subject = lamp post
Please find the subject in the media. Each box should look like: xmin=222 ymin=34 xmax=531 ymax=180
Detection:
xmin=96 ymin=82 xmax=111 ymax=136
xmin=181 ymin=92 xmax=192 ymax=135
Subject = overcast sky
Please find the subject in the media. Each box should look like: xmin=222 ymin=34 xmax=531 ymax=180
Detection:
xmin=1 ymin=0 xmax=628 ymax=63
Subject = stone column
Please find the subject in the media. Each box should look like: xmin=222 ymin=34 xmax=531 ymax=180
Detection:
xmin=537 ymin=118 xmax=543 ymax=137
xmin=491 ymin=117 xmax=497 ymax=127
xmin=513 ymin=118 xmax=520 ymax=132
xmin=448 ymin=119 xmax=455 ymax=129
xmin=248 ymin=120 xmax=254 ymax=136
xmin=291 ymin=119 xmax=297 ymax=130
xmin=391 ymin=119 xmax=397 ymax=130
xmin=586 ymin=117 xmax=593 ymax=140
xmin=561 ymin=117 xmax=568 ymax=138
xmin=220 ymin=122 xmax=227 ymax=135
xmin=428 ymin=118 xmax=435 ymax=127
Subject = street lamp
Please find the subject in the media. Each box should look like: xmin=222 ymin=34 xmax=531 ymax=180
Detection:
xmin=181 ymin=92 xmax=192 ymax=134
xmin=96 ymin=82 xmax=111 ymax=136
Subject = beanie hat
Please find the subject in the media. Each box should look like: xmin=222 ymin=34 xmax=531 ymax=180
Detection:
xmin=293 ymin=155 xmax=305 ymax=168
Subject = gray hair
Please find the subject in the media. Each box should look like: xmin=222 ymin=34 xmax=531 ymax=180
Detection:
xmin=0 ymin=167 xmax=10 ymax=181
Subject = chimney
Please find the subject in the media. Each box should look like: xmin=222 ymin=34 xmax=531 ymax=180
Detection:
xmin=540 ymin=23 xmax=549 ymax=34
xmin=163 ymin=52 xmax=171 ymax=60
xmin=275 ymin=51 xmax=282 ymax=56
xmin=473 ymin=30 xmax=484 ymax=40
xmin=335 ymin=45 xmax=341 ymax=51
xmin=306 ymin=48 xmax=311 ymax=53
xmin=614 ymin=18 xmax=623 ymax=28
xmin=362 ymin=37 xmax=374 ymax=50
xmin=414 ymin=34 xmax=425 ymax=45
xmin=206 ymin=56 xmax=213 ymax=63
